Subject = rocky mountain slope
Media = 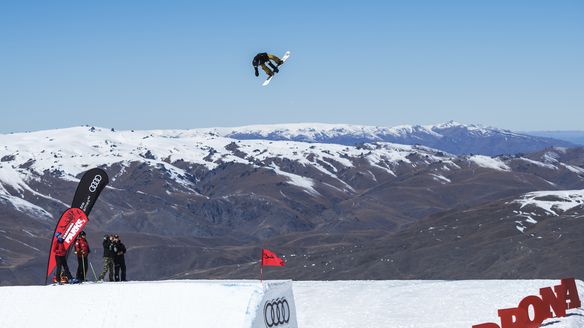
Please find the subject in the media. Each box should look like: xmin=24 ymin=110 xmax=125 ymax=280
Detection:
xmin=0 ymin=126 xmax=583 ymax=285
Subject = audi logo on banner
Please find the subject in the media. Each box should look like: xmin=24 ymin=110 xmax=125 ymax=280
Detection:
xmin=264 ymin=298 xmax=290 ymax=327
xmin=89 ymin=175 xmax=102 ymax=192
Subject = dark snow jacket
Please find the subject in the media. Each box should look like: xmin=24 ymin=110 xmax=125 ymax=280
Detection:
xmin=252 ymin=53 xmax=270 ymax=67
xmin=112 ymin=241 xmax=126 ymax=264
xmin=103 ymin=238 xmax=114 ymax=258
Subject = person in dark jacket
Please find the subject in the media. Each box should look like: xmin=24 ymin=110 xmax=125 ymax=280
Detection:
xmin=98 ymin=234 xmax=114 ymax=281
xmin=53 ymin=234 xmax=73 ymax=283
xmin=111 ymin=234 xmax=127 ymax=282
xmin=74 ymin=230 xmax=90 ymax=282
xmin=253 ymin=53 xmax=283 ymax=78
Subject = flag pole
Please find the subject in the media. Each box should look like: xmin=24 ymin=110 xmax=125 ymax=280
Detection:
xmin=260 ymin=248 xmax=263 ymax=283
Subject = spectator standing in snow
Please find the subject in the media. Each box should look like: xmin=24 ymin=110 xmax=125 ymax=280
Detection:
xmin=112 ymin=234 xmax=127 ymax=281
xmin=98 ymin=234 xmax=114 ymax=281
xmin=74 ymin=230 xmax=90 ymax=282
xmin=53 ymin=234 xmax=73 ymax=283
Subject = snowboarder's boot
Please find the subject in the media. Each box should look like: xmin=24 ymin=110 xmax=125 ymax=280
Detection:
xmin=60 ymin=275 xmax=69 ymax=284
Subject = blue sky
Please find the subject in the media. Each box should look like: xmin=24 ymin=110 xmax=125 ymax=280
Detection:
xmin=0 ymin=0 xmax=582 ymax=133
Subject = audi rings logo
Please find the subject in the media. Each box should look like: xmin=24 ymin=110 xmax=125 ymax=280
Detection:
xmin=264 ymin=298 xmax=290 ymax=327
xmin=89 ymin=175 xmax=102 ymax=192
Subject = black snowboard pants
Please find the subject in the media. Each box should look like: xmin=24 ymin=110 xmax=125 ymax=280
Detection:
xmin=76 ymin=255 xmax=89 ymax=281
xmin=114 ymin=258 xmax=126 ymax=282
xmin=55 ymin=255 xmax=73 ymax=281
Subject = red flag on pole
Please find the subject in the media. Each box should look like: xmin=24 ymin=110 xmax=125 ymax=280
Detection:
xmin=261 ymin=249 xmax=285 ymax=267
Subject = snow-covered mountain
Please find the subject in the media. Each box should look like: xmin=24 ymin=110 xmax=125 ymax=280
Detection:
xmin=0 ymin=125 xmax=452 ymax=190
xmin=514 ymin=189 xmax=584 ymax=217
xmin=1 ymin=126 xmax=583 ymax=285
xmin=210 ymin=121 xmax=574 ymax=155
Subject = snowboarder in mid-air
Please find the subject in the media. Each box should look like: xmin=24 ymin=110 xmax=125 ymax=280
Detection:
xmin=253 ymin=53 xmax=284 ymax=78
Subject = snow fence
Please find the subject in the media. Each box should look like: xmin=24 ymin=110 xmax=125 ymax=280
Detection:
xmin=0 ymin=280 xmax=298 ymax=328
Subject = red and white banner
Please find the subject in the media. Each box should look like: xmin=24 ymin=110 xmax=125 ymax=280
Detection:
xmin=473 ymin=278 xmax=581 ymax=328
xmin=45 ymin=208 xmax=88 ymax=280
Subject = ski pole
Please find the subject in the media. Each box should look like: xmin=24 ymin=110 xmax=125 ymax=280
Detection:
xmin=89 ymin=261 xmax=98 ymax=281
xmin=82 ymin=255 xmax=86 ymax=282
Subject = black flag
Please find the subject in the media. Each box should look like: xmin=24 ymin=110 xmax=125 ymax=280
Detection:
xmin=71 ymin=168 xmax=109 ymax=215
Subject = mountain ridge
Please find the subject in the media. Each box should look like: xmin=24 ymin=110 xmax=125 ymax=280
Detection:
xmin=211 ymin=121 xmax=574 ymax=155
xmin=2 ymin=121 xmax=573 ymax=156
xmin=1 ymin=124 xmax=583 ymax=285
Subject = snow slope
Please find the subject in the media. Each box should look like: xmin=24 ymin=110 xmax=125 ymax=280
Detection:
xmin=0 ymin=279 xmax=582 ymax=328
xmin=209 ymin=121 xmax=518 ymax=142
xmin=0 ymin=126 xmax=452 ymax=197
xmin=514 ymin=189 xmax=584 ymax=216
xmin=0 ymin=125 xmax=569 ymax=197
xmin=0 ymin=280 xmax=297 ymax=328
xmin=0 ymin=126 xmax=435 ymax=174
xmin=211 ymin=121 xmax=574 ymax=156
xmin=295 ymin=280 xmax=584 ymax=328
xmin=469 ymin=155 xmax=511 ymax=172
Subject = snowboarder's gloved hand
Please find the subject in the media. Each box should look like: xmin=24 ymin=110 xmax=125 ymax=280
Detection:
xmin=254 ymin=67 xmax=259 ymax=77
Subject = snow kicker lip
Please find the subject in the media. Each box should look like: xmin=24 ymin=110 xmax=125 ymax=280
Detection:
xmin=251 ymin=280 xmax=298 ymax=328
xmin=264 ymin=298 xmax=291 ymax=327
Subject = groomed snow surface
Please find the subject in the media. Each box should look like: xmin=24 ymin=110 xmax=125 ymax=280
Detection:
xmin=1 ymin=279 xmax=583 ymax=328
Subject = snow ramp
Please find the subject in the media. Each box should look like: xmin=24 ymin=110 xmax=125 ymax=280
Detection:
xmin=0 ymin=280 xmax=298 ymax=328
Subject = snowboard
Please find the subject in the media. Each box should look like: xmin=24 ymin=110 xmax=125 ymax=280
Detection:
xmin=262 ymin=51 xmax=291 ymax=86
